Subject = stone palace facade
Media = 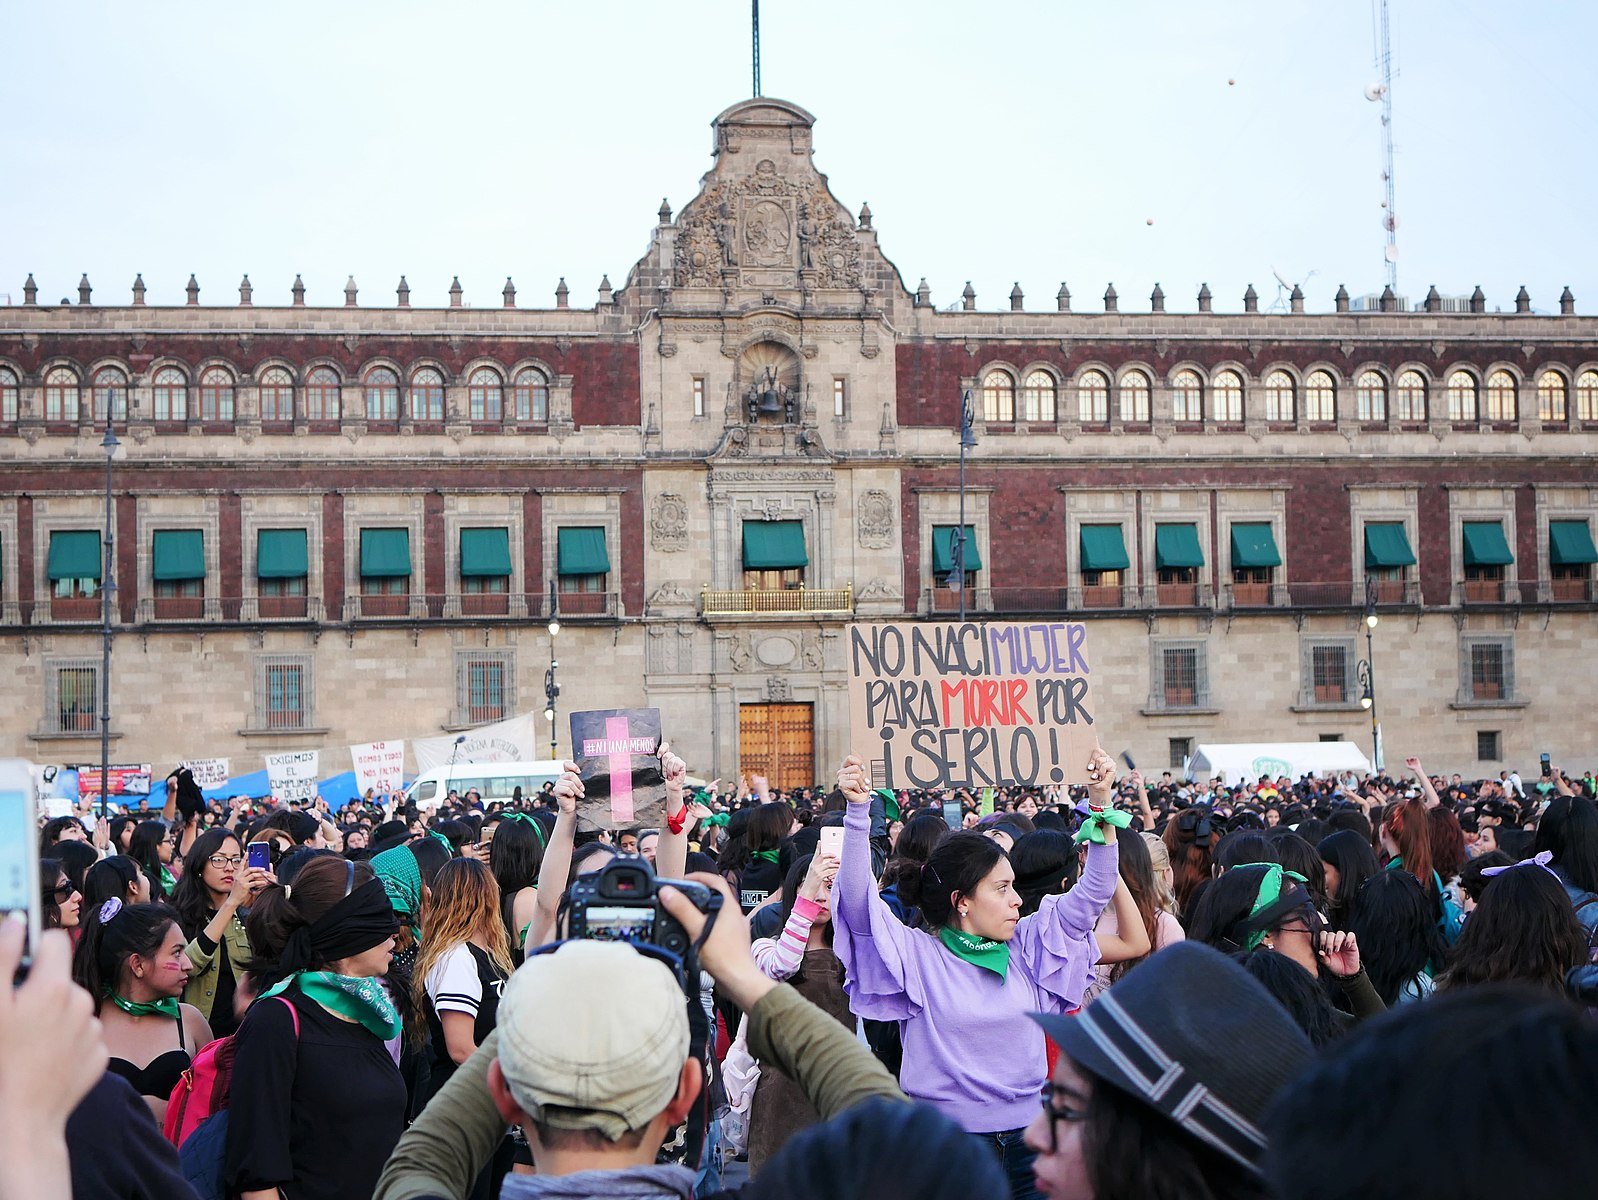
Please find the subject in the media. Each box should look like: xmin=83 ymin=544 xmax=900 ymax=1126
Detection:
xmin=2 ymin=98 xmax=1596 ymax=787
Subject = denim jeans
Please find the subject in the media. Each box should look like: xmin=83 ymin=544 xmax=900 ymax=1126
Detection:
xmin=973 ymin=1127 xmax=1042 ymax=1200
xmin=694 ymin=1115 xmax=724 ymax=1197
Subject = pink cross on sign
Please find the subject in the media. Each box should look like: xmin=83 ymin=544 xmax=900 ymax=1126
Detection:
xmin=604 ymin=714 xmax=636 ymax=824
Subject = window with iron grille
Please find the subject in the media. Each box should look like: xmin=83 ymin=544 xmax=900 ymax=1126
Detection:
xmin=1152 ymin=641 xmax=1208 ymax=709
xmin=47 ymin=660 xmax=98 ymax=735
xmin=1460 ymin=636 xmax=1514 ymax=704
xmin=457 ymin=651 xmax=514 ymax=725
xmin=255 ymin=655 xmax=312 ymax=731
xmin=1476 ymin=730 xmax=1501 ymax=762
xmin=1301 ymin=638 xmax=1355 ymax=706
xmin=1168 ymin=737 xmax=1193 ymax=770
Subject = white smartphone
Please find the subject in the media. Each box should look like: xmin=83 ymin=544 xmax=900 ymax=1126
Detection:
xmin=0 ymin=760 xmax=42 ymax=973
xmin=817 ymin=824 xmax=844 ymax=860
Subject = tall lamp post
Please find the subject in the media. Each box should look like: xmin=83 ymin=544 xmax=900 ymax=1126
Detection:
xmin=949 ymin=389 xmax=977 ymax=622
xmin=1357 ymin=577 xmax=1381 ymax=772
xmin=543 ymin=580 xmax=560 ymax=760
xmin=98 ymin=417 xmax=120 ymax=819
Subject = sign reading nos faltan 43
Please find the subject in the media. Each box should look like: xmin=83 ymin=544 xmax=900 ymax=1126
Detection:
xmin=847 ymin=622 xmax=1096 ymax=791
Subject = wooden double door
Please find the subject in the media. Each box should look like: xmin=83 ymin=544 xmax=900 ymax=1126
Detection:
xmin=738 ymin=702 xmax=814 ymax=791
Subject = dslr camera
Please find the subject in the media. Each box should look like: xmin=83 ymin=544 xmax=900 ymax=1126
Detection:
xmin=566 ymin=856 xmax=721 ymax=974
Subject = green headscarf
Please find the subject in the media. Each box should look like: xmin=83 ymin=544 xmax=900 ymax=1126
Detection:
xmin=1240 ymin=864 xmax=1309 ymax=952
xmin=370 ymin=844 xmax=422 ymax=936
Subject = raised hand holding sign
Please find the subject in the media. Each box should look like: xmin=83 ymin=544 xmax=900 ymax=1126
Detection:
xmin=569 ymin=708 xmax=666 ymax=831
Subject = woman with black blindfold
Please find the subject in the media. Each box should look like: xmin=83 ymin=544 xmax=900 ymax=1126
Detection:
xmin=227 ymin=856 xmax=405 ymax=1200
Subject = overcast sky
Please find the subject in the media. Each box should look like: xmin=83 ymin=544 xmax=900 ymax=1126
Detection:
xmin=5 ymin=1 xmax=1594 ymax=315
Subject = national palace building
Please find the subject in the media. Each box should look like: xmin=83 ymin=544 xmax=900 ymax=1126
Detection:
xmin=3 ymin=97 xmax=1596 ymax=787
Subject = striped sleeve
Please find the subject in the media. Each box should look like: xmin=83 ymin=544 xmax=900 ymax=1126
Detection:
xmin=751 ymin=897 xmax=822 ymax=982
xmin=425 ymin=944 xmax=483 ymax=1018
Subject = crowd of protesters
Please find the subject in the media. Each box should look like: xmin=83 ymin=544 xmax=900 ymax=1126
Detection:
xmin=6 ymin=742 xmax=1598 ymax=1200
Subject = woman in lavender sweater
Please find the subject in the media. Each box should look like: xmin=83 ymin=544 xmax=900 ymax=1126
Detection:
xmin=833 ymin=748 xmax=1142 ymax=1200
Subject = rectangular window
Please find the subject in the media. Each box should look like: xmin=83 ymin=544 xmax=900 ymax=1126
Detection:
xmin=1162 ymin=647 xmax=1198 ymax=707
xmin=556 ymin=527 xmax=611 ymax=609
xmin=1470 ymin=643 xmax=1506 ymax=701
xmin=833 ymin=377 xmax=846 ymax=418
xmin=359 ymin=528 xmax=411 ymax=601
xmin=1168 ymin=737 xmax=1192 ymax=770
xmin=1312 ymin=644 xmax=1349 ymax=703
xmin=692 ymin=377 xmax=706 ymax=418
xmin=51 ymin=662 xmax=98 ymax=734
xmin=257 ymin=657 xmax=311 ymax=731
xmin=260 ymin=577 xmax=307 ymax=597
xmin=154 ymin=579 xmax=203 ymax=599
xmin=1477 ymin=730 xmax=1501 ymax=762
xmin=1319 ymin=733 xmax=1345 ymax=743
xmin=465 ymin=658 xmax=506 ymax=723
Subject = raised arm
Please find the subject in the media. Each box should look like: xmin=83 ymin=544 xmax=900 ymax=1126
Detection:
xmin=750 ymin=852 xmax=835 ymax=980
xmin=525 ymin=762 xmax=581 ymax=951
xmin=654 ymin=742 xmax=689 ymax=882
xmin=1404 ymin=757 xmax=1442 ymax=810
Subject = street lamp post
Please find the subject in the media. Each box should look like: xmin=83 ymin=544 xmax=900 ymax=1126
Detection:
xmin=98 ymin=417 xmax=120 ymax=819
xmin=543 ymin=580 xmax=561 ymax=760
xmin=950 ymin=390 xmax=977 ymax=622
xmin=1357 ymin=577 xmax=1380 ymax=772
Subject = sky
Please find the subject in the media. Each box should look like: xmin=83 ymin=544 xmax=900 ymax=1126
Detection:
xmin=4 ymin=1 xmax=1596 ymax=315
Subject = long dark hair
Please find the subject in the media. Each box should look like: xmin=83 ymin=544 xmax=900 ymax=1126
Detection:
xmin=1317 ymin=830 xmax=1381 ymax=930
xmin=245 ymin=856 xmax=379 ymax=990
xmin=1535 ymin=796 xmax=1598 ymax=893
xmin=129 ymin=820 xmax=172 ymax=900
xmin=775 ymin=853 xmax=834 ymax=948
xmin=1084 ymin=1073 xmax=1268 ymax=1200
xmin=1266 ymin=832 xmax=1325 ymax=912
xmin=903 ymin=833 xmax=1004 ymax=930
xmin=1188 ymin=865 xmax=1282 ymax=952
xmin=50 ymin=839 xmax=99 ymax=896
xmin=490 ymin=817 xmax=545 ymax=935
xmin=879 ymin=813 xmax=948 ymax=902
xmin=71 ymin=901 xmax=179 ymax=1015
xmin=81 ymin=855 xmax=144 ymax=914
xmin=1109 ymin=830 xmax=1162 ymax=982
xmin=1233 ymin=948 xmax=1341 ymax=1048
xmin=1436 ymin=867 xmax=1588 ymax=995
xmin=1348 ymin=870 xmax=1446 ymax=1005
xmin=1212 ymin=832 xmax=1279 ymax=874
xmin=168 ymin=827 xmax=243 ymax=939
xmin=1009 ymin=830 xmax=1079 ymax=918
xmin=39 ymin=858 xmax=70 ymax=929
xmin=38 ymin=816 xmax=84 ymax=855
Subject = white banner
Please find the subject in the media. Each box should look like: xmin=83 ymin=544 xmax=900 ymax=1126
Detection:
xmin=413 ymin=713 xmax=538 ymax=771
xmin=180 ymin=758 xmax=231 ymax=790
xmin=264 ymin=750 xmax=320 ymax=805
xmin=350 ymin=740 xmax=406 ymax=795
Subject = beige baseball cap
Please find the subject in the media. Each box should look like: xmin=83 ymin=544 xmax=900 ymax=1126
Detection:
xmin=495 ymin=940 xmax=689 ymax=1140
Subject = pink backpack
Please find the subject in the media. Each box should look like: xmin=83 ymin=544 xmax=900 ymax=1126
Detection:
xmin=163 ymin=996 xmax=299 ymax=1148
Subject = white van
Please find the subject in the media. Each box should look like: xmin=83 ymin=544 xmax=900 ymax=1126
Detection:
xmin=404 ymin=760 xmax=566 ymax=810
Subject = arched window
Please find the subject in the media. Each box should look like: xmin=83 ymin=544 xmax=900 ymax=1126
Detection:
xmin=364 ymin=366 xmax=399 ymax=421
xmin=305 ymin=366 xmax=341 ymax=421
xmin=0 ymin=367 xmax=17 ymax=422
xmin=981 ymin=369 xmax=1015 ymax=423
xmin=513 ymin=367 xmax=549 ymax=422
xmin=1077 ymin=370 xmax=1109 ymax=423
xmin=1264 ymin=370 xmax=1295 ymax=422
xmin=469 ymin=367 xmax=503 ymax=422
xmin=1021 ymin=370 xmax=1056 ymax=423
xmin=1395 ymin=370 xmax=1427 ymax=421
xmin=44 ymin=367 xmax=80 ymax=422
xmin=1485 ymin=370 xmax=1517 ymax=422
xmin=410 ymin=367 xmax=445 ymax=421
xmin=91 ymin=367 xmax=128 ymax=422
xmin=152 ymin=367 xmax=188 ymax=422
xmin=1119 ymin=370 xmax=1151 ymax=423
xmin=259 ymin=367 xmax=294 ymax=422
xmin=1305 ymin=371 xmax=1336 ymax=422
xmin=1536 ymin=372 xmax=1567 ymax=423
xmin=199 ymin=367 xmax=235 ymax=422
xmin=1213 ymin=370 xmax=1244 ymax=423
xmin=1171 ymin=370 xmax=1202 ymax=423
xmin=1576 ymin=371 xmax=1598 ymax=422
xmin=1447 ymin=371 xmax=1478 ymax=421
xmin=1356 ymin=371 xmax=1387 ymax=422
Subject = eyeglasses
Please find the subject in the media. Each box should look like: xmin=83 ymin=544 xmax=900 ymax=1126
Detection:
xmin=1037 ymin=1082 xmax=1088 ymax=1153
xmin=208 ymin=854 xmax=245 ymax=869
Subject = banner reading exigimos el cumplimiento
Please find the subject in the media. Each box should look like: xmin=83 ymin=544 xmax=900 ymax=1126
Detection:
xmin=846 ymin=621 xmax=1097 ymax=792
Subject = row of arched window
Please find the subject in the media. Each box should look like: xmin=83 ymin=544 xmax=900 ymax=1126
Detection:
xmin=0 ymin=362 xmax=552 ymax=425
xmin=977 ymin=365 xmax=1598 ymax=426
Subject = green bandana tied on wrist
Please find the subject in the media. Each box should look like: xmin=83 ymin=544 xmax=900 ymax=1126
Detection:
xmin=106 ymin=992 xmax=182 ymax=1020
xmin=750 ymin=848 xmax=781 ymax=865
xmin=262 ymin=972 xmax=402 ymax=1041
xmin=1242 ymin=864 xmax=1309 ymax=952
xmin=1073 ymin=806 xmax=1133 ymax=846
xmin=938 ymin=926 xmax=1011 ymax=980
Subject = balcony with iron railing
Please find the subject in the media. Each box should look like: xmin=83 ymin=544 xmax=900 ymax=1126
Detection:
xmin=701 ymin=583 xmax=854 ymax=617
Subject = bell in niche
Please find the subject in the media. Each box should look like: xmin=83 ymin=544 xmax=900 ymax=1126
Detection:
xmin=757 ymin=366 xmax=784 ymax=414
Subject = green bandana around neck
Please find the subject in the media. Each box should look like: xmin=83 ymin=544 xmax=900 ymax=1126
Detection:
xmin=160 ymin=865 xmax=177 ymax=893
xmin=262 ymin=971 xmax=402 ymax=1041
xmin=750 ymin=848 xmax=781 ymax=865
xmin=938 ymin=925 xmax=1011 ymax=980
xmin=1242 ymin=864 xmax=1309 ymax=952
xmin=106 ymin=991 xmax=181 ymax=1020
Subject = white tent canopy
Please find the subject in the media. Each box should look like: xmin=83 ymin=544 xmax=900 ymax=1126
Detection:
xmin=1187 ymin=742 xmax=1373 ymax=784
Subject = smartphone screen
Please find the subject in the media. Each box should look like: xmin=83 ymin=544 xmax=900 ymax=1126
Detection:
xmin=817 ymin=824 xmax=844 ymax=859
xmin=247 ymin=841 xmax=271 ymax=871
xmin=1541 ymin=753 xmax=1552 ymax=777
xmin=0 ymin=762 xmax=42 ymax=967
xmin=942 ymin=799 xmax=963 ymax=830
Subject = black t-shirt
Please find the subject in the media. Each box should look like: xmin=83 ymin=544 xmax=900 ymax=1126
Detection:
xmin=735 ymin=858 xmax=785 ymax=914
xmin=68 ymin=1073 xmax=198 ymax=1200
xmin=422 ymin=942 xmax=508 ymax=1098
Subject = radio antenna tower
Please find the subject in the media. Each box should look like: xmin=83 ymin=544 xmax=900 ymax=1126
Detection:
xmin=752 ymin=0 xmax=762 ymax=96
xmin=1367 ymin=0 xmax=1398 ymax=290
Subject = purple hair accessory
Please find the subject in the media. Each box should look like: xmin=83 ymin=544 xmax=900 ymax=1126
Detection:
xmin=98 ymin=897 xmax=124 ymax=923
xmin=1480 ymin=850 xmax=1559 ymax=881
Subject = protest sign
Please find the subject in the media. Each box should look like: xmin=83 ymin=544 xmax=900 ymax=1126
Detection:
xmin=569 ymin=708 xmax=664 ymax=831
xmin=846 ymin=620 xmax=1097 ymax=791
xmin=351 ymin=740 xmax=405 ymax=795
xmin=179 ymin=759 xmax=231 ymax=790
xmin=264 ymin=750 xmax=320 ymax=805
xmin=75 ymin=764 xmax=152 ymax=799
xmin=414 ymin=713 xmax=537 ymax=771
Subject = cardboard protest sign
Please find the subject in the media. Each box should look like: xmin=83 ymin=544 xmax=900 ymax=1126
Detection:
xmin=846 ymin=621 xmax=1097 ymax=791
xmin=350 ymin=740 xmax=405 ymax=795
xmin=569 ymin=708 xmax=664 ymax=832
xmin=264 ymin=750 xmax=320 ymax=805
xmin=179 ymin=758 xmax=231 ymax=790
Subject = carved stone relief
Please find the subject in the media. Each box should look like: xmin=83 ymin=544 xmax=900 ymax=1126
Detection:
xmin=856 ymin=489 xmax=895 ymax=549
xmin=765 ymin=676 xmax=792 ymax=701
xmin=650 ymin=493 xmax=688 ymax=552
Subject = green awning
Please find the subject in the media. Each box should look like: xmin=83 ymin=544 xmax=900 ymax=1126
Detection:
xmin=931 ymin=525 xmax=982 ymax=574
xmin=1230 ymin=522 xmax=1281 ymax=569
xmin=257 ymin=529 xmax=308 ymax=579
xmin=557 ymin=527 xmax=610 ymax=576
xmin=742 ymin=520 xmax=809 ymax=571
xmin=1550 ymin=519 xmax=1598 ymax=566
xmin=1462 ymin=521 xmax=1513 ymax=567
xmin=47 ymin=530 xmax=101 ymax=581
xmin=1363 ymin=522 xmax=1416 ymax=569
xmin=360 ymin=528 xmax=412 ymax=578
xmin=152 ymin=530 xmax=205 ymax=581
xmin=1154 ymin=523 xmax=1205 ymax=569
xmin=459 ymin=527 xmax=512 ymax=577
xmin=1079 ymin=524 xmax=1129 ymax=571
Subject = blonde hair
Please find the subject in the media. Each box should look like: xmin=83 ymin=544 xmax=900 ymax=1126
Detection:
xmin=1142 ymin=831 xmax=1178 ymax=915
xmin=413 ymin=857 xmax=515 ymax=1006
